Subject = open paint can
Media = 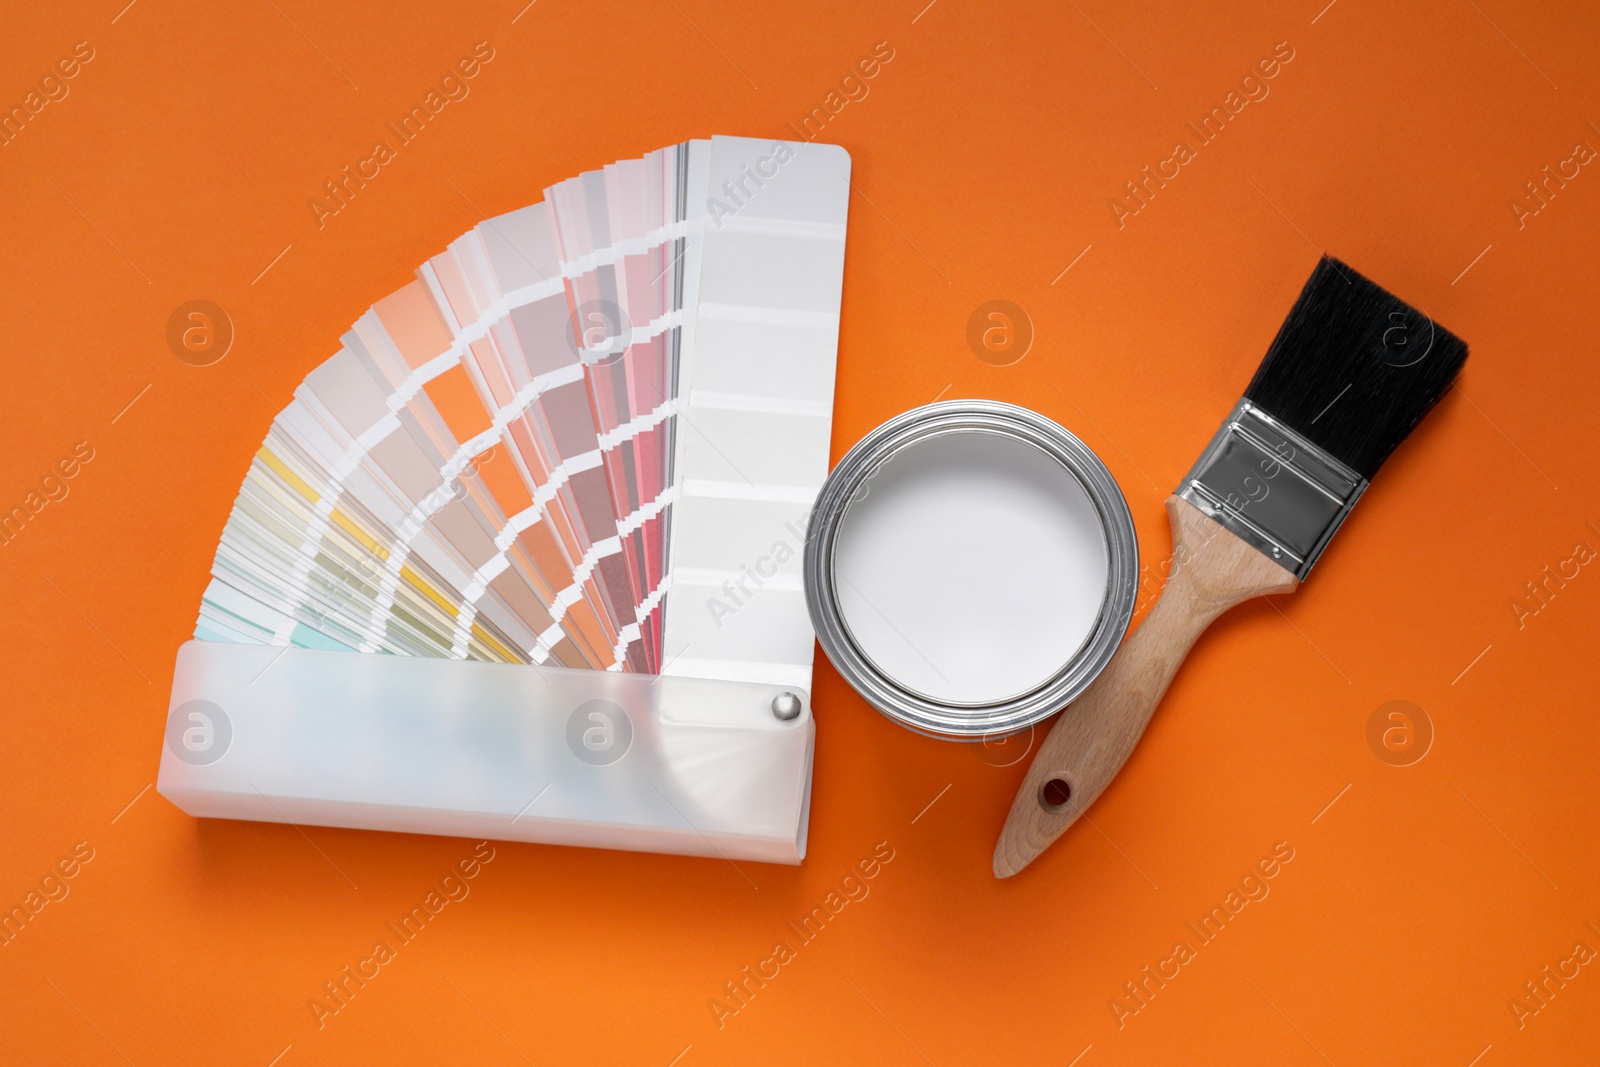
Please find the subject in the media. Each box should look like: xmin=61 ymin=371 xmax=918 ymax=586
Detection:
xmin=803 ymin=400 xmax=1138 ymax=740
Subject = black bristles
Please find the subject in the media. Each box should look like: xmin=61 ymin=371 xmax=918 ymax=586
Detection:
xmin=1242 ymin=256 xmax=1468 ymax=479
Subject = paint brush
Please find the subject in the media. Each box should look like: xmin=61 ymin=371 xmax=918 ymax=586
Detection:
xmin=994 ymin=255 xmax=1468 ymax=878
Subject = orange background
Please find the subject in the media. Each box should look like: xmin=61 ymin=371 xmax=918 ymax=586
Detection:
xmin=3 ymin=0 xmax=1598 ymax=1063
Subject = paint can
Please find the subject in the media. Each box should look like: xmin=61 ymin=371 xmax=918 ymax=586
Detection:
xmin=803 ymin=400 xmax=1138 ymax=740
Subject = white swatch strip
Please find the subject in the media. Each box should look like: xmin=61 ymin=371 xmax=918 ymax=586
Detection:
xmin=696 ymin=303 xmax=839 ymax=330
xmin=558 ymin=218 xmax=691 ymax=279
xmin=714 ymin=216 xmax=846 ymax=241
xmin=680 ymin=478 xmax=820 ymax=504
xmin=687 ymin=391 xmax=831 ymax=418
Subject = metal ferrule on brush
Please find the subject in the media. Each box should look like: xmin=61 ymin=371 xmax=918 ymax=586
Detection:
xmin=1176 ymin=400 xmax=1369 ymax=580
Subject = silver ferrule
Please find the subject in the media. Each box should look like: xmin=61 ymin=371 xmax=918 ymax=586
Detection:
xmin=1176 ymin=400 xmax=1368 ymax=580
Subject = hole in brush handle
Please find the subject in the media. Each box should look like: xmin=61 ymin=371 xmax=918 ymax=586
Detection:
xmin=1040 ymin=776 xmax=1073 ymax=813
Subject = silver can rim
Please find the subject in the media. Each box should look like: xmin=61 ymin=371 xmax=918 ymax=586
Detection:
xmin=802 ymin=400 xmax=1139 ymax=741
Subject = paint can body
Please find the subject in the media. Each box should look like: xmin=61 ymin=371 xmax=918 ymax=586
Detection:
xmin=803 ymin=400 xmax=1138 ymax=740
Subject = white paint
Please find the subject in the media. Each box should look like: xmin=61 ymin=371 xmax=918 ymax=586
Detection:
xmin=832 ymin=430 xmax=1110 ymax=706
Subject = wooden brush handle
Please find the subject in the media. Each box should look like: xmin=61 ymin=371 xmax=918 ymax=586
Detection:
xmin=993 ymin=496 xmax=1299 ymax=878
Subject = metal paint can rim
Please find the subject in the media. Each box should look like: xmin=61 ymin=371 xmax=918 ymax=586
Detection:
xmin=802 ymin=400 xmax=1139 ymax=741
